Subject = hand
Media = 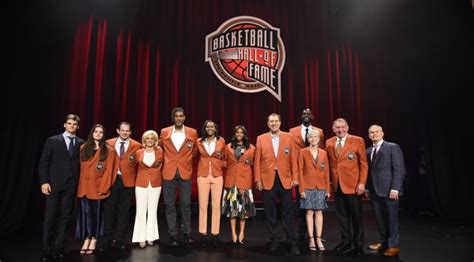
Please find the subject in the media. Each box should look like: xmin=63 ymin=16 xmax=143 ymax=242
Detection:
xmin=98 ymin=192 xmax=103 ymax=196
xmin=41 ymin=183 xmax=51 ymax=195
xmin=300 ymin=192 xmax=306 ymax=199
xmin=356 ymin=183 xmax=365 ymax=195
xmin=256 ymin=181 xmax=263 ymax=191
xmin=389 ymin=190 xmax=399 ymax=200
xmin=239 ymin=189 xmax=245 ymax=194
xmin=291 ymin=180 xmax=299 ymax=187
xmin=326 ymin=192 xmax=331 ymax=198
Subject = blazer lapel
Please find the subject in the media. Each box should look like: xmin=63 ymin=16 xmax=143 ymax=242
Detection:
xmin=339 ymin=135 xmax=352 ymax=158
xmin=88 ymin=147 xmax=101 ymax=168
xmin=296 ymin=126 xmax=305 ymax=144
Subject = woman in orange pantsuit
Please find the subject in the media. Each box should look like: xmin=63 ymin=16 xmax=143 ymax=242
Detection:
xmin=196 ymin=120 xmax=226 ymax=247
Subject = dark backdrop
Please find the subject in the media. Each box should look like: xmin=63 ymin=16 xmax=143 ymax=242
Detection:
xmin=1 ymin=0 xmax=471 ymax=236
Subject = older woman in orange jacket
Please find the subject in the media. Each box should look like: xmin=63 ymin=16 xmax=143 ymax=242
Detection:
xmin=298 ymin=129 xmax=330 ymax=252
xmin=132 ymin=130 xmax=163 ymax=248
xmin=222 ymin=125 xmax=256 ymax=247
xmin=76 ymin=124 xmax=116 ymax=255
xmin=196 ymin=120 xmax=226 ymax=247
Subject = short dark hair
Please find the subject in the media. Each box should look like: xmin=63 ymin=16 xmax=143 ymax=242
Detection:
xmin=170 ymin=107 xmax=185 ymax=120
xmin=267 ymin=113 xmax=281 ymax=122
xmin=117 ymin=121 xmax=132 ymax=130
xmin=64 ymin=114 xmax=80 ymax=123
xmin=200 ymin=120 xmax=219 ymax=140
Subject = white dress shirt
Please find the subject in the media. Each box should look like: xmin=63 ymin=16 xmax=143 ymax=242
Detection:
xmin=171 ymin=126 xmax=186 ymax=151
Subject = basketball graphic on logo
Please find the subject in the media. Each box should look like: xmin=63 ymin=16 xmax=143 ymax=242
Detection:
xmin=205 ymin=16 xmax=286 ymax=101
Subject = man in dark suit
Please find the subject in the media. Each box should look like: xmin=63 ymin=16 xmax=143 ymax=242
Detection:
xmin=366 ymin=125 xmax=406 ymax=257
xmin=39 ymin=114 xmax=84 ymax=261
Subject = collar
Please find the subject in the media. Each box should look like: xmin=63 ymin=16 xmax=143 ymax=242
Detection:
xmin=373 ymin=140 xmax=384 ymax=147
xmin=172 ymin=125 xmax=185 ymax=133
xmin=337 ymin=134 xmax=347 ymax=143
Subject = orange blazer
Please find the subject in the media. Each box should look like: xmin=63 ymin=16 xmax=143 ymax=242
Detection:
xmin=159 ymin=126 xmax=198 ymax=180
xmin=298 ymin=147 xmax=330 ymax=193
xmin=224 ymin=144 xmax=255 ymax=190
xmin=254 ymin=131 xmax=298 ymax=190
xmin=77 ymin=145 xmax=116 ymax=200
xmin=325 ymin=134 xmax=368 ymax=194
xmin=196 ymin=137 xmax=226 ymax=177
xmin=135 ymin=147 xmax=164 ymax=188
xmin=289 ymin=125 xmax=325 ymax=150
xmin=106 ymin=138 xmax=142 ymax=187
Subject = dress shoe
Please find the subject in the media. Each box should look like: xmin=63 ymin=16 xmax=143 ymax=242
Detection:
xmin=110 ymin=239 xmax=118 ymax=247
xmin=183 ymin=234 xmax=194 ymax=244
xmin=368 ymin=242 xmax=384 ymax=250
xmin=354 ymin=247 xmax=366 ymax=256
xmin=335 ymin=242 xmax=352 ymax=253
xmin=40 ymin=253 xmax=51 ymax=262
xmin=211 ymin=235 xmax=222 ymax=248
xmin=290 ymin=242 xmax=301 ymax=256
xmin=98 ymin=241 xmax=111 ymax=252
xmin=51 ymin=248 xmax=64 ymax=259
xmin=169 ymin=236 xmax=179 ymax=247
xmin=383 ymin=247 xmax=400 ymax=256
xmin=269 ymin=239 xmax=279 ymax=252
xmin=198 ymin=234 xmax=207 ymax=247
xmin=116 ymin=240 xmax=127 ymax=250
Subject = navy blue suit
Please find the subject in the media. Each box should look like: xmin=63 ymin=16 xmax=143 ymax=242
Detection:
xmin=367 ymin=141 xmax=405 ymax=248
xmin=39 ymin=134 xmax=84 ymax=252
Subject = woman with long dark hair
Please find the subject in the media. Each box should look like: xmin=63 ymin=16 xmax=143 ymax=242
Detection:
xmin=222 ymin=125 xmax=256 ymax=246
xmin=76 ymin=124 xmax=115 ymax=254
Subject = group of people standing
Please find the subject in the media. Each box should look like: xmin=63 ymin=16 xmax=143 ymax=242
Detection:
xmin=39 ymin=108 xmax=405 ymax=261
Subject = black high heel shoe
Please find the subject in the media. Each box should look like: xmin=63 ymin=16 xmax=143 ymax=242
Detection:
xmin=316 ymin=236 xmax=325 ymax=251
xmin=308 ymin=237 xmax=317 ymax=252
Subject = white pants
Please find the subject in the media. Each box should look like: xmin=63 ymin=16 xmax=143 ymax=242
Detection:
xmin=132 ymin=183 xmax=161 ymax=242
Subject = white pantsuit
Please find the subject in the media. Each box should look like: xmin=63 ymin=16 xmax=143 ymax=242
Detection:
xmin=132 ymin=182 xmax=161 ymax=242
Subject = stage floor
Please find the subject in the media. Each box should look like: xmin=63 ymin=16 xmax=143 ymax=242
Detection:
xmin=1 ymin=202 xmax=472 ymax=262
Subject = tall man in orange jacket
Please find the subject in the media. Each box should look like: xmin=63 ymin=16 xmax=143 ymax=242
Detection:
xmin=159 ymin=107 xmax=198 ymax=246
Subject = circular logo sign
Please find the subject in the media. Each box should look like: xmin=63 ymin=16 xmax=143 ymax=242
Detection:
xmin=205 ymin=16 xmax=286 ymax=101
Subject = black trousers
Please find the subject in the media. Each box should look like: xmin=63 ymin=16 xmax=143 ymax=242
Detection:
xmin=334 ymin=185 xmax=364 ymax=248
xmin=163 ymin=170 xmax=192 ymax=236
xmin=262 ymin=172 xmax=296 ymax=242
xmin=42 ymin=177 xmax=76 ymax=251
xmin=103 ymin=175 xmax=134 ymax=242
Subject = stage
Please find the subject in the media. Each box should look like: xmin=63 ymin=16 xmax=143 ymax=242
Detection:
xmin=1 ymin=202 xmax=471 ymax=262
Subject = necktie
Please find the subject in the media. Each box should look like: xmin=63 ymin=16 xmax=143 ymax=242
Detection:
xmin=68 ymin=136 xmax=75 ymax=157
xmin=304 ymin=127 xmax=309 ymax=146
xmin=371 ymin=145 xmax=377 ymax=162
xmin=336 ymin=139 xmax=342 ymax=156
xmin=120 ymin=141 xmax=125 ymax=158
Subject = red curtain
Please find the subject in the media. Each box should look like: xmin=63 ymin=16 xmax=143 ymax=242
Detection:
xmin=64 ymin=1 xmax=365 ymax=200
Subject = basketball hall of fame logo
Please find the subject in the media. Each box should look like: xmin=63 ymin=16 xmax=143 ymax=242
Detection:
xmin=205 ymin=16 xmax=286 ymax=101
